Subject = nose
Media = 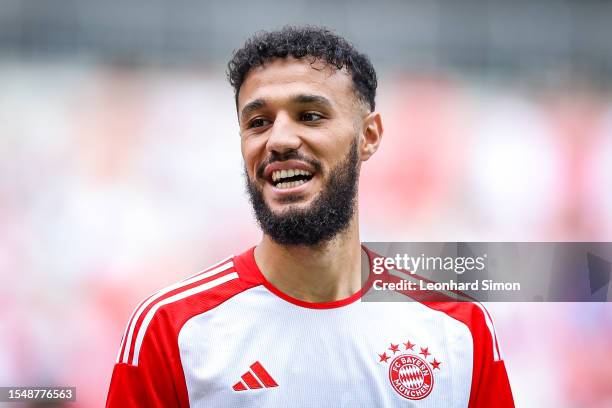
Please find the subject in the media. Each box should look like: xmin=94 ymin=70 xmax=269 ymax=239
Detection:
xmin=265 ymin=112 xmax=302 ymax=155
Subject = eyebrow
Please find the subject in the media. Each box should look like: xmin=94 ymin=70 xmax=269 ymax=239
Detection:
xmin=240 ymin=94 xmax=333 ymax=124
xmin=240 ymin=98 xmax=266 ymax=124
xmin=294 ymin=94 xmax=333 ymax=109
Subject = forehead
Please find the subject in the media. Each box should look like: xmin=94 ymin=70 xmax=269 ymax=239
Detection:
xmin=237 ymin=57 xmax=356 ymax=111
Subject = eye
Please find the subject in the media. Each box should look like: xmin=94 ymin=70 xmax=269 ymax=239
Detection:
xmin=248 ymin=118 xmax=271 ymax=129
xmin=301 ymin=112 xmax=323 ymax=122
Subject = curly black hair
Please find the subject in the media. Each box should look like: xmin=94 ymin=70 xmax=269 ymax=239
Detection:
xmin=227 ymin=25 xmax=377 ymax=110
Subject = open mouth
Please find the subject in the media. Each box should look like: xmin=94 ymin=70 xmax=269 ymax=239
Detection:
xmin=270 ymin=169 xmax=314 ymax=190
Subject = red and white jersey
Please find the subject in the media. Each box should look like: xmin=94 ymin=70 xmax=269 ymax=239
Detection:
xmin=107 ymin=247 xmax=514 ymax=407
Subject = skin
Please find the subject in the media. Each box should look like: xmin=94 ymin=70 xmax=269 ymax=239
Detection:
xmin=238 ymin=57 xmax=383 ymax=303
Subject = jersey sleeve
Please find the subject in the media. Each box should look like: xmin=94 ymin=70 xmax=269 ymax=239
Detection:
xmin=106 ymin=363 xmax=168 ymax=407
xmin=469 ymin=359 xmax=514 ymax=408
xmin=106 ymin=308 xmax=190 ymax=408
xmin=467 ymin=305 xmax=515 ymax=408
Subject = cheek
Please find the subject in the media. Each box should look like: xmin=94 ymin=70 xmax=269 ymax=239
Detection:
xmin=310 ymin=127 xmax=356 ymax=163
xmin=241 ymin=138 xmax=264 ymax=176
xmin=240 ymin=142 xmax=253 ymax=174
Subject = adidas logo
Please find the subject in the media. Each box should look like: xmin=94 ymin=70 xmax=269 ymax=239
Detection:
xmin=232 ymin=361 xmax=278 ymax=391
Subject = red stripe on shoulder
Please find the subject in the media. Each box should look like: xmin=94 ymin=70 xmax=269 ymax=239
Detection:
xmin=126 ymin=266 xmax=239 ymax=364
xmin=382 ymin=271 xmax=500 ymax=354
xmin=133 ymin=274 xmax=259 ymax=365
xmin=124 ymin=276 xmax=259 ymax=408
xmin=378 ymin=272 xmax=502 ymax=408
xmin=127 ymin=250 xmax=265 ymax=365
xmin=119 ymin=256 xmax=237 ymax=365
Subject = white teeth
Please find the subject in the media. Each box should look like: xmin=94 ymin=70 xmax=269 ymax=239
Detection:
xmin=271 ymin=168 xmax=313 ymax=185
xmin=275 ymin=179 xmax=307 ymax=190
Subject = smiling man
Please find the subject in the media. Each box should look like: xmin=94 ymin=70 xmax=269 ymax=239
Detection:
xmin=107 ymin=26 xmax=514 ymax=407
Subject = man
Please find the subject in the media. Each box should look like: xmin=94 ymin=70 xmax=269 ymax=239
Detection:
xmin=106 ymin=26 xmax=514 ymax=407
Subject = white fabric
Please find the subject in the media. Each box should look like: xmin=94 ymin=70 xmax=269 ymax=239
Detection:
xmin=178 ymin=285 xmax=473 ymax=408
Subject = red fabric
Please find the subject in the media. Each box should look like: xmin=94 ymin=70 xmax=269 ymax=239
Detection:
xmin=380 ymin=269 xmax=514 ymax=407
xmin=106 ymin=262 xmax=258 ymax=408
xmin=423 ymin=301 xmax=514 ymax=408
xmin=107 ymin=247 xmax=514 ymax=407
xmin=123 ymin=261 xmax=235 ymax=365
xmin=235 ymin=246 xmax=370 ymax=309
xmin=368 ymin=245 xmax=514 ymax=408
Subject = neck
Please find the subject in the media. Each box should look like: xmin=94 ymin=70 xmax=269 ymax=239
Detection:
xmin=254 ymin=215 xmax=366 ymax=303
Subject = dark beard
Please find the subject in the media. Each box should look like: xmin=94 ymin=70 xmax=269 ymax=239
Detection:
xmin=245 ymin=138 xmax=359 ymax=246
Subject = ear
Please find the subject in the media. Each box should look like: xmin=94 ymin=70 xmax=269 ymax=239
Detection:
xmin=359 ymin=112 xmax=383 ymax=162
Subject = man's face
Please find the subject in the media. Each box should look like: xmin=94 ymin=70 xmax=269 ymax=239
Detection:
xmin=238 ymin=57 xmax=365 ymax=245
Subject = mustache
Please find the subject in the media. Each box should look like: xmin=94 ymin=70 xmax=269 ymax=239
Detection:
xmin=255 ymin=151 xmax=323 ymax=180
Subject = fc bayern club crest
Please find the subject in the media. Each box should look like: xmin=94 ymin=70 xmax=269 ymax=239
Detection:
xmin=378 ymin=340 xmax=442 ymax=400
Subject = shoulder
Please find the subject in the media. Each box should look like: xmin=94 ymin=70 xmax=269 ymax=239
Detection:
xmin=365 ymin=247 xmax=502 ymax=362
xmin=421 ymin=300 xmax=501 ymax=361
xmin=117 ymin=253 xmax=259 ymax=366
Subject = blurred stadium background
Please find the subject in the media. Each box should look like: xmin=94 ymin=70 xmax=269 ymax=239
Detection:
xmin=1 ymin=1 xmax=611 ymax=406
